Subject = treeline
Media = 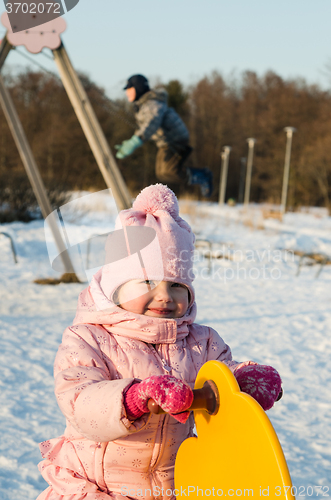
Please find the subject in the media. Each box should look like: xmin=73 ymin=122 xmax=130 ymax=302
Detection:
xmin=187 ymin=71 xmax=331 ymax=210
xmin=0 ymin=68 xmax=330 ymax=220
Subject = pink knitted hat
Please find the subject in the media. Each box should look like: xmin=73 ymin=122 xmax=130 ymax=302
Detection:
xmin=100 ymin=184 xmax=195 ymax=306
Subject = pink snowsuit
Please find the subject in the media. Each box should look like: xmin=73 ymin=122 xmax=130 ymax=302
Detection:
xmin=37 ymin=277 xmax=240 ymax=500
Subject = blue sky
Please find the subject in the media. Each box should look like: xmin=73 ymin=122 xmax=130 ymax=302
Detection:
xmin=1 ymin=0 xmax=331 ymax=98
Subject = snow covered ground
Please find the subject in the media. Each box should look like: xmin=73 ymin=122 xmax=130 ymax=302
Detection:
xmin=0 ymin=192 xmax=330 ymax=499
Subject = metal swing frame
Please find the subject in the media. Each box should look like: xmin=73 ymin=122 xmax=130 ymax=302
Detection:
xmin=0 ymin=34 xmax=131 ymax=278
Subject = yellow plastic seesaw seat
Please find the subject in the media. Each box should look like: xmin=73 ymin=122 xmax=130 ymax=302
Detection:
xmin=175 ymin=360 xmax=294 ymax=500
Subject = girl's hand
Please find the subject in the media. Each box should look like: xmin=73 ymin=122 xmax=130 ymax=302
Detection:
xmin=234 ymin=364 xmax=282 ymax=411
xmin=124 ymin=375 xmax=193 ymax=423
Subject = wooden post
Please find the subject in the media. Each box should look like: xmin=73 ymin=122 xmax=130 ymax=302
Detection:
xmin=244 ymin=138 xmax=256 ymax=206
xmin=0 ymin=74 xmax=78 ymax=277
xmin=52 ymin=42 xmax=131 ymax=211
xmin=219 ymin=146 xmax=231 ymax=205
xmin=280 ymin=127 xmax=296 ymax=215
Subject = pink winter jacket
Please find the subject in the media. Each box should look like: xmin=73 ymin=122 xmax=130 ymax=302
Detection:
xmin=37 ymin=282 xmax=241 ymax=500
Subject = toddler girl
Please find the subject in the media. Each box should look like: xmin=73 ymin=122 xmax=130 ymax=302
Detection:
xmin=37 ymin=184 xmax=281 ymax=500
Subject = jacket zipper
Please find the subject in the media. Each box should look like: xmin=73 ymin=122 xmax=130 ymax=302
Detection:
xmin=150 ymin=413 xmax=166 ymax=472
xmin=159 ymin=343 xmax=172 ymax=373
xmin=150 ymin=343 xmax=172 ymax=374
xmin=149 ymin=343 xmax=171 ymax=473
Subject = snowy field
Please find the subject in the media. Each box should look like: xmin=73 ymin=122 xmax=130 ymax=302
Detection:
xmin=0 ymin=192 xmax=331 ymax=500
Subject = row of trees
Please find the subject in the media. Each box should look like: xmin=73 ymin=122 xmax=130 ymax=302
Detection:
xmin=0 ymin=67 xmax=331 ymax=220
xmin=187 ymin=71 xmax=331 ymax=210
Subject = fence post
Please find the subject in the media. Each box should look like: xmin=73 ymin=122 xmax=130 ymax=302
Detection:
xmin=238 ymin=157 xmax=246 ymax=204
xmin=244 ymin=138 xmax=256 ymax=206
xmin=280 ymin=127 xmax=296 ymax=215
xmin=219 ymin=146 xmax=231 ymax=205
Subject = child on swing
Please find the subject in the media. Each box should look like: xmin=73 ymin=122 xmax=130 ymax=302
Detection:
xmin=37 ymin=184 xmax=281 ymax=500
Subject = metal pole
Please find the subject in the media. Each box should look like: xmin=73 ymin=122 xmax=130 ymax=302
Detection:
xmin=0 ymin=36 xmax=12 ymax=72
xmin=52 ymin=42 xmax=131 ymax=210
xmin=219 ymin=146 xmax=231 ymax=205
xmin=244 ymin=138 xmax=256 ymax=206
xmin=0 ymin=74 xmax=77 ymax=276
xmin=280 ymin=127 xmax=296 ymax=215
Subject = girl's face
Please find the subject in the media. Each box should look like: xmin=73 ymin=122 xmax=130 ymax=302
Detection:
xmin=116 ymin=280 xmax=189 ymax=318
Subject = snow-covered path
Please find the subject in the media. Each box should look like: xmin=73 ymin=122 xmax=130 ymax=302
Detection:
xmin=1 ymin=199 xmax=330 ymax=499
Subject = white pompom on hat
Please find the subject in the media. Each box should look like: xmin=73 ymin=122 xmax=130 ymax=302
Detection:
xmin=100 ymin=184 xmax=195 ymax=306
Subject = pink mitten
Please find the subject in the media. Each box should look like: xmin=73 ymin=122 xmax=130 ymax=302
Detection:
xmin=234 ymin=364 xmax=282 ymax=411
xmin=124 ymin=375 xmax=193 ymax=423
